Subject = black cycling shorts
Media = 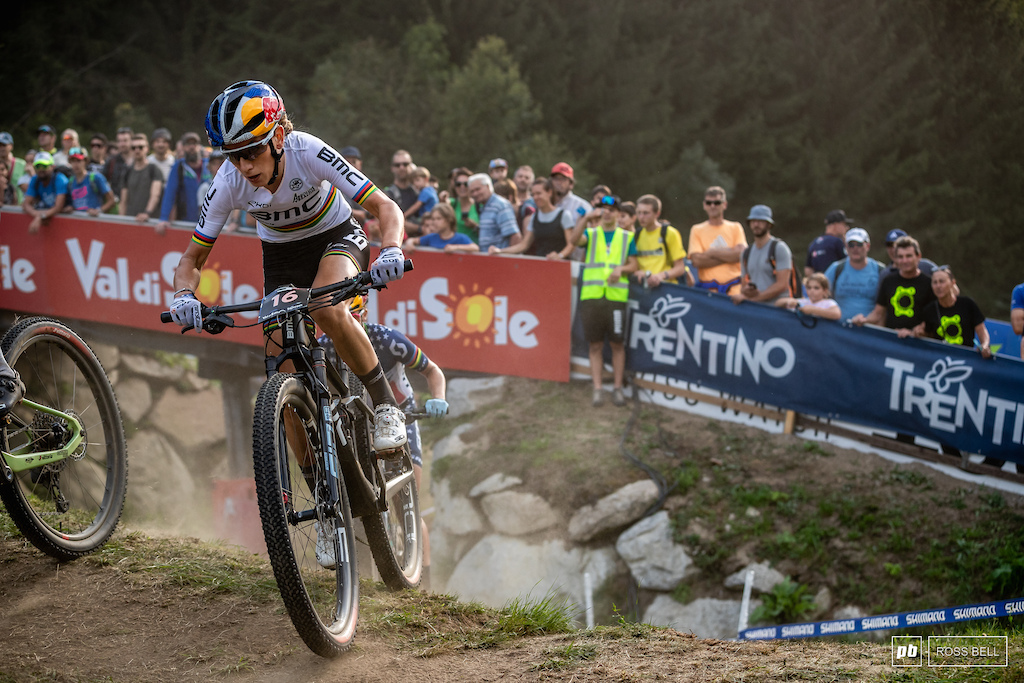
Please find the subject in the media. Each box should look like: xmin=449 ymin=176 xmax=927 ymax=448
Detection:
xmin=579 ymin=298 xmax=628 ymax=344
xmin=261 ymin=218 xmax=370 ymax=294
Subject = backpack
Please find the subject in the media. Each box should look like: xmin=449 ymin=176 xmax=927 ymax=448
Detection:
xmin=742 ymin=238 xmax=798 ymax=298
xmin=659 ymin=222 xmax=674 ymax=267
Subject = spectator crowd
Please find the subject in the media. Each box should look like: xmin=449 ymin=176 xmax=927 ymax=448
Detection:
xmin=3 ymin=126 xmax=1021 ymax=396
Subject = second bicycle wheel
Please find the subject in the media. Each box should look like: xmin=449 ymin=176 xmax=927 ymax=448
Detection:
xmin=252 ymin=372 xmax=359 ymax=658
xmin=362 ymin=446 xmax=423 ymax=590
xmin=0 ymin=317 xmax=128 ymax=561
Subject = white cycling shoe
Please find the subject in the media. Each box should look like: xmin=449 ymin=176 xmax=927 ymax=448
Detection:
xmin=314 ymin=520 xmax=336 ymax=569
xmin=373 ymin=403 xmax=408 ymax=455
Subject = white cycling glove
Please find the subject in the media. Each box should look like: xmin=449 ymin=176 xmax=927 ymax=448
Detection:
xmin=170 ymin=292 xmax=203 ymax=333
xmin=425 ymin=398 xmax=449 ymax=418
xmin=369 ymin=247 xmax=405 ymax=286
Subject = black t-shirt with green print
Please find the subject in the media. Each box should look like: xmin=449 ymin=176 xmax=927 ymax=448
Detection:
xmin=922 ymin=296 xmax=985 ymax=348
xmin=875 ymin=271 xmax=937 ymax=329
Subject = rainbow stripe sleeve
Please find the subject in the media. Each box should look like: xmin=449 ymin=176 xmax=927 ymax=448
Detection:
xmin=353 ymin=180 xmax=378 ymax=205
xmin=191 ymin=230 xmax=216 ymax=249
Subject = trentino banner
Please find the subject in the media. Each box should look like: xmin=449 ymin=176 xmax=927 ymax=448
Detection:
xmin=628 ymin=283 xmax=1024 ymax=462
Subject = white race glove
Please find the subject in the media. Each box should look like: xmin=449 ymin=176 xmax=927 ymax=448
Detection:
xmin=170 ymin=292 xmax=203 ymax=333
xmin=370 ymin=247 xmax=405 ymax=286
xmin=425 ymin=398 xmax=449 ymax=418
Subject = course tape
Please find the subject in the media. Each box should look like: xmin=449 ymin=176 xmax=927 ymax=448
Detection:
xmin=739 ymin=596 xmax=1024 ymax=640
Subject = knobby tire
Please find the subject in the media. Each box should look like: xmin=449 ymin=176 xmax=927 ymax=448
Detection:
xmin=252 ymin=373 xmax=358 ymax=657
xmin=0 ymin=317 xmax=128 ymax=561
xmin=346 ymin=373 xmax=423 ymax=590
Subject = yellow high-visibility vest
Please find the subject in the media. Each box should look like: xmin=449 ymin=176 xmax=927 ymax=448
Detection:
xmin=580 ymin=227 xmax=633 ymax=302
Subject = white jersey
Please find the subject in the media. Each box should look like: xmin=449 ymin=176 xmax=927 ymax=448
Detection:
xmin=191 ymin=131 xmax=378 ymax=248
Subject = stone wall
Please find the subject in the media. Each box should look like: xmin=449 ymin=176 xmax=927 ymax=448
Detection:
xmin=90 ymin=343 xmax=233 ymax=535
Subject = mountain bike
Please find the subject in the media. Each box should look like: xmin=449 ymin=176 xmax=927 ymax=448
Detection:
xmin=0 ymin=317 xmax=128 ymax=561
xmin=161 ymin=263 xmax=422 ymax=657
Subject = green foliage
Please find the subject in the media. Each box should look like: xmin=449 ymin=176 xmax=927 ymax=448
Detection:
xmin=4 ymin=0 xmax=1023 ymax=310
xmin=750 ymin=578 xmax=816 ymax=625
xmin=498 ymin=591 xmax=575 ymax=636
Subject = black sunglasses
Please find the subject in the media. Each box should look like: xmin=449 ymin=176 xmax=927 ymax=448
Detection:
xmin=704 ymin=199 xmax=723 ymax=206
xmin=226 ymin=140 xmax=271 ymax=163
xmin=454 ymin=181 xmax=468 ymax=187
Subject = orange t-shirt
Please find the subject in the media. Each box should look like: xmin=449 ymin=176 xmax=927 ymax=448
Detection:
xmin=688 ymin=220 xmax=747 ymax=294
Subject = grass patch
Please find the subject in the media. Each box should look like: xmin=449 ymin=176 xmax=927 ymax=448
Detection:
xmin=531 ymin=640 xmax=598 ymax=671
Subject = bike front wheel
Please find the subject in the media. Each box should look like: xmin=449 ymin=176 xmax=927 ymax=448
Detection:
xmin=0 ymin=317 xmax=128 ymax=561
xmin=252 ymin=372 xmax=359 ymax=658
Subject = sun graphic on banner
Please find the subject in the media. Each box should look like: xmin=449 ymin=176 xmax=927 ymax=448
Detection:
xmin=196 ymin=263 xmax=223 ymax=305
xmin=445 ymin=283 xmax=496 ymax=348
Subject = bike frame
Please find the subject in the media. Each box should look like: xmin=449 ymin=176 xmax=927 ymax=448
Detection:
xmin=1 ymin=400 xmax=85 ymax=476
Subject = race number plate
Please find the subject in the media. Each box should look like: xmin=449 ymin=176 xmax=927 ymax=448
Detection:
xmin=258 ymin=285 xmax=310 ymax=323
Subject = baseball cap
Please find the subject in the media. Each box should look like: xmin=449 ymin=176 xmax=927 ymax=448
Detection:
xmin=824 ymin=209 xmax=853 ymax=225
xmin=0 ymin=132 xmax=12 ymax=146
xmin=151 ymin=127 xmax=172 ymax=142
xmin=550 ymin=162 xmax=574 ymax=180
xmin=340 ymin=146 xmax=361 ymax=160
xmin=845 ymin=227 xmax=869 ymax=244
xmin=746 ymin=204 xmax=774 ymax=224
xmin=181 ymin=131 xmax=201 ymax=144
xmin=33 ymin=151 xmax=54 ymax=167
xmin=885 ymin=229 xmax=907 ymax=244
xmin=489 ymin=158 xmax=508 ymax=169
xmin=36 ymin=124 xmax=55 ymax=135
xmin=68 ymin=146 xmax=87 ymax=160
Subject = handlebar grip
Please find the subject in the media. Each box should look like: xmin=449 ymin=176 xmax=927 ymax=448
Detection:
xmin=160 ymin=312 xmax=172 ymax=323
xmin=404 ymin=259 xmax=414 ymax=273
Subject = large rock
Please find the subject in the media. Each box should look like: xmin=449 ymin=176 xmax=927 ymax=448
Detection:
xmin=431 ymin=478 xmax=484 ymax=536
xmin=568 ymin=479 xmax=660 ymax=542
xmin=149 ymin=385 xmax=226 ymax=452
xmin=645 ymin=595 xmax=757 ymax=640
xmin=480 ymin=490 xmax=559 ymax=536
xmin=469 ymin=472 xmax=522 ymax=498
xmin=446 ymin=377 xmax=506 ymax=418
xmin=125 ymin=429 xmax=196 ymax=524
xmin=114 ymin=377 xmax=153 ymax=424
xmin=724 ymin=562 xmax=787 ymax=594
xmin=615 ymin=511 xmax=694 ymax=591
xmin=120 ymin=352 xmax=185 ymax=382
xmin=444 ymin=534 xmax=620 ymax=614
xmin=433 ymin=423 xmax=482 ymax=461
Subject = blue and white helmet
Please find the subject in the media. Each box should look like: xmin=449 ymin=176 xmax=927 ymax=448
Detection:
xmin=205 ymin=80 xmax=285 ymax=150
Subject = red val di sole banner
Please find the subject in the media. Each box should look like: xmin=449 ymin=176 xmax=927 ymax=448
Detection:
xmin=0 ymin=211 xmax=572 ymax=381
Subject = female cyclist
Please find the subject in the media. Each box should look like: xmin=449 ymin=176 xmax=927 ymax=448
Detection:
xmin=169 ymin=80 xmax=408 ymax=453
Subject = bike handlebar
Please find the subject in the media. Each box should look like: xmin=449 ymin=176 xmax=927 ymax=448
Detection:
xmin=160 ymin=259 xmax=413 ymax=330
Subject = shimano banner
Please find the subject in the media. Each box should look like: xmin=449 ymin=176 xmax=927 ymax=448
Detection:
xmin=627 ymin=283 xmax=1024 ymax=462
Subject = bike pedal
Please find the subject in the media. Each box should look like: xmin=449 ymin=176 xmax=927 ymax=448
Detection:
xmin=374 ymin=447 xmax=404 ymax=461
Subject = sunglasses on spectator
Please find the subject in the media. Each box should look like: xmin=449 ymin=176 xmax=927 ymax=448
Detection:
xmin=90 ymin=142 xmax=105 ymax=148
xmin=847 ymin=241 xmax=865 ymax=247
xmin=704 ymin=199 xmax=723 ymax=206
xmin=454 ymin=181 xmax=468 ymax=187
xmin=226 ymin=136 xmax=273 ymax=163
xmin=599 ymin=195 xmax=617 ymax=206
xmin=131 ymin=145 xmax=146 ymax=150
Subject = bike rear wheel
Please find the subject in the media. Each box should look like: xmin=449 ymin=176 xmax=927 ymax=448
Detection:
xmin=346 ymin=374 xmax=423 ymax=590
xmin=252 ymin=372 xmax=358 ymax=658
xmin=362 ymin=446 xmax=423 ymax=590
xmin=0 ymin=317 xmax=128 ymax=561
